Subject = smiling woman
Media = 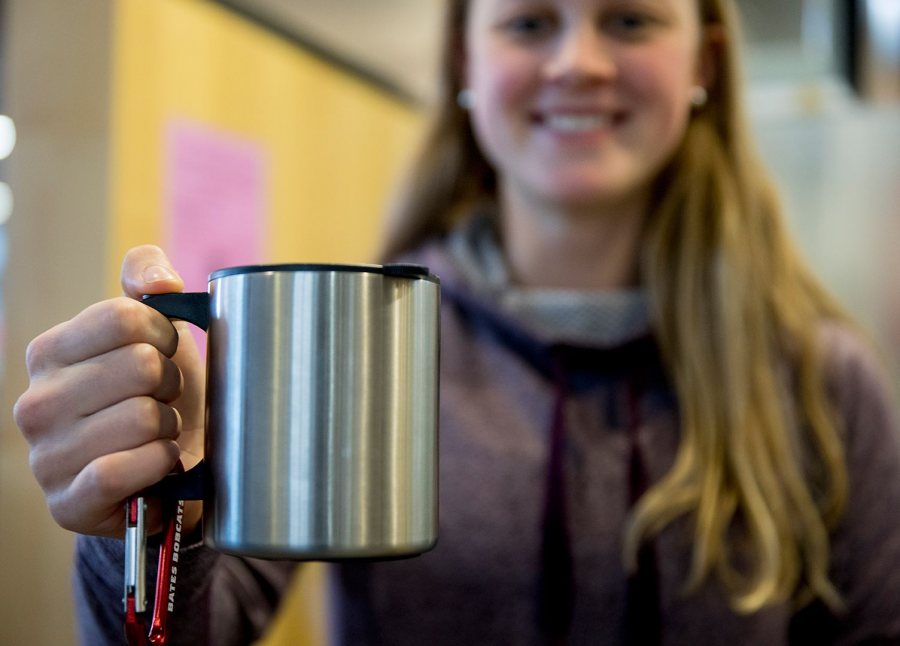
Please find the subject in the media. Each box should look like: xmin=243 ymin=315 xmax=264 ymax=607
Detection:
xmin=460 ymin=0 xmax=714 ymax=289
xmin=382 ymin=0 xmax=900 ymax=635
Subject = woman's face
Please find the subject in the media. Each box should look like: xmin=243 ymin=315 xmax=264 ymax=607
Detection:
xmin=463 ymin=0 xmax=711 ymax=211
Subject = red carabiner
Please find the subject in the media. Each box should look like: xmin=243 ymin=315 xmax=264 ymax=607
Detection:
xmin=124 ymin=462 xmax=186 ymax=646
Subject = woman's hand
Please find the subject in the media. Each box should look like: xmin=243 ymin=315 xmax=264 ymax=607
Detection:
xmin=13 ymin=245 xmax=205 ymax=537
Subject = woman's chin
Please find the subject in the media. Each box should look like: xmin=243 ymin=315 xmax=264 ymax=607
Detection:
xmin=537 ymin=182 xmax=639 ymax=213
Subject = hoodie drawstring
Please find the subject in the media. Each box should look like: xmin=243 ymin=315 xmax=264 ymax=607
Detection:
xmin=624 ymin=377 xmax=662 ymax=646
xmin=537 ymin=358 xmax=575 ymax=645
xmin=537 ymin=362 xmax=661 ymax=645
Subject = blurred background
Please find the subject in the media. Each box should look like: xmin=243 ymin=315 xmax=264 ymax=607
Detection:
xmin=0 ymin=0 xmax=898 ymax=644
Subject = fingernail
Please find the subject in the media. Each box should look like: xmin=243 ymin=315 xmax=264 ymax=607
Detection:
xmin=172 ymin=408 xmax=182 ymax=436
xmin=143 ymin=264 xmax=177 ymax=284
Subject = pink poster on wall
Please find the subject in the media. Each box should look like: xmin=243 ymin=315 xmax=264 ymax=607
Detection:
xmin=165 ymin=119 xmax=267 ymax=353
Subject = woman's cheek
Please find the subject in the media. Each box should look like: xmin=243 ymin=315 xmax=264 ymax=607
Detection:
xmin=631 ymin=55 xmax=696 ymax=137
xmin=470 ymin=68 xmax=533 ymax=161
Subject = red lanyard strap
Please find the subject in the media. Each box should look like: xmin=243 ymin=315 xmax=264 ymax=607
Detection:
xmin=124 ymin=462 xmax=186 ymax=646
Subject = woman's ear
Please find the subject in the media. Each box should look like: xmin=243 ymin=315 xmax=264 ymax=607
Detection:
xmin=695 ymin=23 xmax=725 ymax=94
xmin=453 ymin=33 xmax=469 ymax=94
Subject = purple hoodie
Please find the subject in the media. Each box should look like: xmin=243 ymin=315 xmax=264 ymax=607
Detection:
xmin=73 ymin=235 xmax=900 ymax=645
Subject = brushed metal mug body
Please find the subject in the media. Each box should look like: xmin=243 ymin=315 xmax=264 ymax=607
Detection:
xmin=147 ymin=263 xmax=440 ymax=560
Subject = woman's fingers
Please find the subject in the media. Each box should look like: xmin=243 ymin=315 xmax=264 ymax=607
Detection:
xmin=17 ymin=343 xmax=184 ymax=439
xmin=13 ymin=245 xmax=208 ymax=538
xmin=25 ymin=297 xmax=179 ymax=375
xmin=29 ymin=397 xmax=182 ymax=490
xmin=49 ymin=439 xmax=182 ymax=537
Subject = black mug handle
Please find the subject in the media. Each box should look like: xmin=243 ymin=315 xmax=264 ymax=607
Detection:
xmin=141 ymin=292 xmax=212 ymax=501
xmin=142 ymin=292 xmax=210 ymax=331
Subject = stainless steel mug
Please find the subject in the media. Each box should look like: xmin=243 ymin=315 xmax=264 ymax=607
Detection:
xmin=144 ymin=263 xmax=440 ymax=560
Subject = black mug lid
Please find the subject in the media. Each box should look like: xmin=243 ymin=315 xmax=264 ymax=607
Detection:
xmin=209 ymin=263 xmax=438 ymax=283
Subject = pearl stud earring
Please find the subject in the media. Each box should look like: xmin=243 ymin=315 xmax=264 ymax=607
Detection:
xmin=690 ymin=86 xmax=708 ymax=108
xmin=457 ymin=88 xmax=475 ymax=110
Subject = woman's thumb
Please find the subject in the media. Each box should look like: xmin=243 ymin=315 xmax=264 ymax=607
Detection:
xmin=120 ymin=245 xmax=184 ymax=298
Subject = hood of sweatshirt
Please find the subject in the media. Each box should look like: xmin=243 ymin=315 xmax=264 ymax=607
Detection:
xmin=396 ymin=212 xmax=662 ymax=389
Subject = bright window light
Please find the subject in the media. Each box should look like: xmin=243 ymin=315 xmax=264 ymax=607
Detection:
xmin=0 ymin=182 xmax=12 ymax=225
xmin=0 ymin=116 xmax=15 ymax=161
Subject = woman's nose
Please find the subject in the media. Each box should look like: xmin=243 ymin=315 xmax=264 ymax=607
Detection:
xmin=543 ymin=26 xmax=617 ymax=85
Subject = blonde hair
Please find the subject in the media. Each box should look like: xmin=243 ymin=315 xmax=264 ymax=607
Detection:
xmin=382 ymin=0 xmax=849 ymax=613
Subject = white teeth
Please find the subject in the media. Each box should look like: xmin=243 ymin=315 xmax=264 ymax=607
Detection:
xmin=545 ymin=114 xmax=611 ymax=132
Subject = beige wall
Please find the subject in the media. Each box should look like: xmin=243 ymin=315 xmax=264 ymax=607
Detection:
xmin=108 ymin=0 xmax=423 ymax=286
xmin=1 ymin=1 xmax=112 ymax=644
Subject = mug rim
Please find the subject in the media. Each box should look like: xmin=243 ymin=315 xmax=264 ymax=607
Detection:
xmin=209 ymin=263 xmax=438 ymax=283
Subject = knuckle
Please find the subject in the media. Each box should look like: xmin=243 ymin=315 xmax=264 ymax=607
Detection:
xmin=28 ymin=446 xmax=46 ymax=481
xmin=84 ymin=457 xmax=126 ymax=502
xmin=24 ymin=331 xmax=56 ymax=375
xmin=131 ymin=397 xmax=163 ymax=441
xmin=13 ymin=389 xmax=47 ymax=441
xmin=47 ymin=496 xmax=75 ymax=531
xmin=130 ymin=343 xmax=165 ymax=391
xmin=46 ymin=491 xmax=95 ymax=534
xmin=23 ymin=336 xmax=43 ymax=374
xmin=106 ymin=298 xmax=177 ymax=357
xmin=28 ymin=445 xmax=57 ymax=488
xmin=158 ymin=363 xmax=184 ymax=404
xmin=106 ymin=298 xmax=148 ymax=343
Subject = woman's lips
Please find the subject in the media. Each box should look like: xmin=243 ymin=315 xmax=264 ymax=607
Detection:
xmin=532 ymin=110 xmax=626 ymax=134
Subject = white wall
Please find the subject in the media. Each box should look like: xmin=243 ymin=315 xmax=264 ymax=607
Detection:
xmin=752 ymin=88 xmax=900 ymax=376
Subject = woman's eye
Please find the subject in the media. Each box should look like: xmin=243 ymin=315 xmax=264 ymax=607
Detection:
xmin=604 ymin=12 xmax=657 ymax=38
xmin=500 ymin=14 xmax=556 ymax=39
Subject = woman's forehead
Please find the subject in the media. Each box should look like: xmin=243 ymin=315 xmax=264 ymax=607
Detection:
xmin=464 ymin=0 xmax=702 ymax=25
xmin=469 ymin=0 xmax=692 ymax=7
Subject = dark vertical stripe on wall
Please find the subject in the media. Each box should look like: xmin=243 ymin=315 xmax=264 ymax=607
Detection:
xmin=843 ymin=0 xmax=861 ymax=94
